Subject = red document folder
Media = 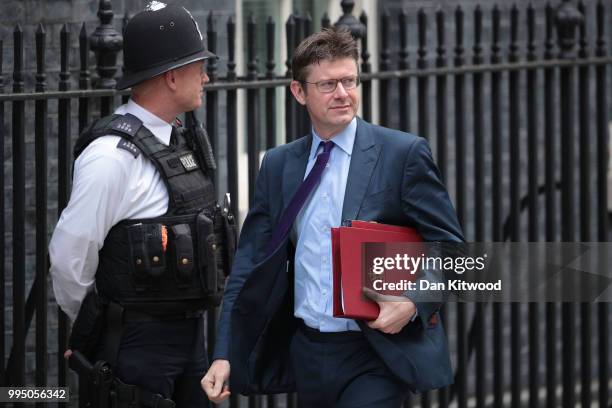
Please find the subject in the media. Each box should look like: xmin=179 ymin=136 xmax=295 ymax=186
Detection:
xmin=332 ymin=221 xmax=422 ymax=320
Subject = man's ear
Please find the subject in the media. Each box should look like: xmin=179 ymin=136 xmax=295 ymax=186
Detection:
xmin=164 ymin=69 xmax=177 ymax=90
xmin=289 ymin=80 xmax=307 ymax=106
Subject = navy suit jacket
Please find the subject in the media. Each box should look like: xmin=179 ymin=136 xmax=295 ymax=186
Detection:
xmin=213 ymin=118 xmax=464 ymax=395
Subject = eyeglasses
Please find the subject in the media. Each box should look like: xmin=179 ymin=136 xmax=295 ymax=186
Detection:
xmin=300 ymin=76 xmax=360 ymax=93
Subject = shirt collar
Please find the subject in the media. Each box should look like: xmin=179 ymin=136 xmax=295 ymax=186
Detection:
xmin=310 ymin=117 xmax=357 ymax=160
xmin=120 ymin=99 xmax=173 ymax=146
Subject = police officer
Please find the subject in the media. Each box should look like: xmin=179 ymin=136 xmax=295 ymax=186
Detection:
xmin=49 ymin=3 xmax=232 ymax=407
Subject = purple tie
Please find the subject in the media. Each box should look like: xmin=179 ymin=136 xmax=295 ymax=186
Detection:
xmin=265 ymin=141 xmax=335 ymax=255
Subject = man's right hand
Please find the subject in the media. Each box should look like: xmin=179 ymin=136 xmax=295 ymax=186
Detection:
xmin=201 ymin=359 xmax=231 ymax=403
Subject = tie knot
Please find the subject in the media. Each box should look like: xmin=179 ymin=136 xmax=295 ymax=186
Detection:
xmin=320 ymin=141 xmax=334 ymax=154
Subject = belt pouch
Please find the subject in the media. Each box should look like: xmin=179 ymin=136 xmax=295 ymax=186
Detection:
xmin=196 ymin=211 xmax=217 ymax=292
xmin=144 ymin=223 xmax=166 ymax=278
xmin=171 ymin=224 xmax=194 ymax=285
xmin=211 ymin=209 xmax=226 ymax=289
xmin=222 ymin=212 xmax=237 ymax=278
xmin=127 ymin=224 xmax=150 ymax=290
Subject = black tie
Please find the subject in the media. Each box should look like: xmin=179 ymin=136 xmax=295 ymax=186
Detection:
xmin=170 ymin=126 xmax=178 ymax=146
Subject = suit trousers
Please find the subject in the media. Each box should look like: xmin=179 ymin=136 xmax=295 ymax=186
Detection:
xmin=290 ymin=321 xmax=407 ymax=408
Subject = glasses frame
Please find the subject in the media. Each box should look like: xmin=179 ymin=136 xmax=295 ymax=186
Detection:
xmin=300 ymin=76 xmax=361 ymax=93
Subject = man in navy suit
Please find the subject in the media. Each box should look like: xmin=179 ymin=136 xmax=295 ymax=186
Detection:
xmin=202 ymin=28 xmax=464 ymax=407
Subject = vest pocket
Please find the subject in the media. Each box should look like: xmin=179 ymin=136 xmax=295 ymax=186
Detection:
xmin=126 ymin=223 xmax=167 ymax=291
xmin=181 ymin=187 xmax=206 ymax=203
xmin=171 ymin=224 xmax=195 ymax=286
xmin=196 ymin=211 xmax=218 ymax=292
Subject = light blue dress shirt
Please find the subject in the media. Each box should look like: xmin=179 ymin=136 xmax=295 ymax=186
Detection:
xmin=291 ymin=118 xmax=360 ymax=332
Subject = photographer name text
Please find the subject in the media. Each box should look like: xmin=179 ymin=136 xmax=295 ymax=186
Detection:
xmin=372 ymin=279 xmax=502 ymax=291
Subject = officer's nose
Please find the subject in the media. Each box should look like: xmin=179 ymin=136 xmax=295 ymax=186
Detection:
xmin=201 ymin=71 xmax=210 ymax=85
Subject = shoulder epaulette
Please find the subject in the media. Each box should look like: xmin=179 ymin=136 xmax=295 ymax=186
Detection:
xmin=109 ymin=113 xmax=143 ymax=138
xmin=117 ymin=139 xmax=140 ymax=158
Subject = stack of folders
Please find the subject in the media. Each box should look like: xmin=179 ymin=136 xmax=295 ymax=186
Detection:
xmin=332 ymin=221 xmax=422 ymax=320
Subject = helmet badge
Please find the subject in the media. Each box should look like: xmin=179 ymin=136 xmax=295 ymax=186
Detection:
xmin=145 ymin=1 xmax=167 ymax=11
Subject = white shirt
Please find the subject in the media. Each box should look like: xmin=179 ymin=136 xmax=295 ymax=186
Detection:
xmin=292 ymin=118 xmax=360 ymax=332
xmin=49 ymin=100 xmax=172 ymax=321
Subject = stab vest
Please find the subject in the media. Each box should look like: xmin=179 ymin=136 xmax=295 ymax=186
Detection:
xmin=74 ymin=113 xmax=233 ymax=315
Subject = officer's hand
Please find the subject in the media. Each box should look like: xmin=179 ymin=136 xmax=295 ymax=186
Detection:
xmin=63 ymin=349 xmax=72 ymax=360
xmin=363 ymin=287 xmax=416 ymax=334
xmin=201 ymin=359 xmax=231 ymax=403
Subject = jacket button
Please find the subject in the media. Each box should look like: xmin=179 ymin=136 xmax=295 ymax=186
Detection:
xmin=136 ymin=258 xmax=142 ymax=265
xmin=211 ymin=244 xmax=217 ymax=250
xmin=153 ymin=256 xmax=160 ymax=263
xmin=181 ymin=258 xmax=189 ymax=265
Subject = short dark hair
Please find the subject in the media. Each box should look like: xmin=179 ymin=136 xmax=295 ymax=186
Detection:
xmin=291 ymin=27 xmax=359 ymax=82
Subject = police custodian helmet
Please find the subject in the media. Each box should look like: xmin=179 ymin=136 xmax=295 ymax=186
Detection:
xmin=117 ymin=1 xmax=217 ymax=90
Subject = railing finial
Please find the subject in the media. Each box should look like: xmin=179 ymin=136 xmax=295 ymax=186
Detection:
xmin=556 ymin=0 xmax=584 ymax=59
xmin=334 ymin=0 xmax=366 ymax=40
xmin=89 ymin=0 xmax=123 ymax=89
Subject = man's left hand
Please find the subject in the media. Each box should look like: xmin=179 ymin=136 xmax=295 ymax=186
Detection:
xmin=362 ymin=287 xmax=416 ymax=334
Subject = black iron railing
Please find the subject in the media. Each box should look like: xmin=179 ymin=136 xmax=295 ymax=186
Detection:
xmin=0 ymin=0 xmax=610 ymax=407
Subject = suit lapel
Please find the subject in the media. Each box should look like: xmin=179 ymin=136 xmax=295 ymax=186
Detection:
xmin=342 ymin=118 xmax=381 ymax=221
xmin=281 ymin=135 xmax=312 ymax=211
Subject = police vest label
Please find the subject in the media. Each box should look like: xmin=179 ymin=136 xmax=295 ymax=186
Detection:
xmin=179 ymin=153 xmax=199 ymax=171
